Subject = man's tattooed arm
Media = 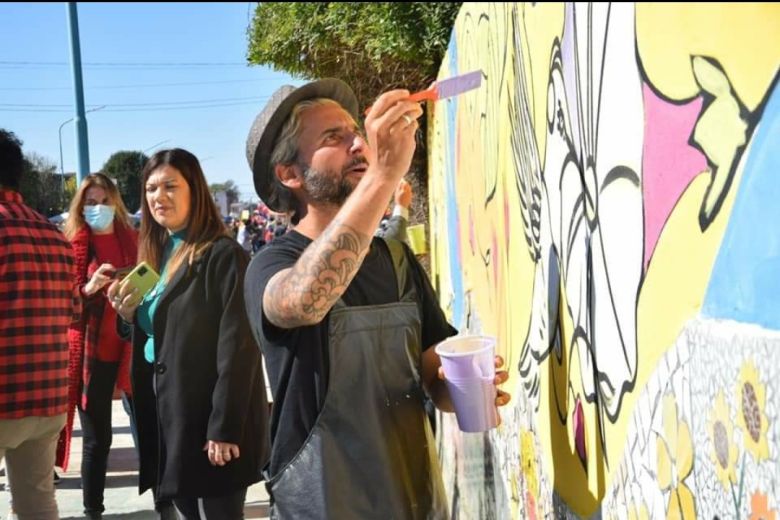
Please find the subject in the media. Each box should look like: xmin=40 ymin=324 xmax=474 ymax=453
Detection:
xmin=263 ymin=218 xmax=372 ymax=328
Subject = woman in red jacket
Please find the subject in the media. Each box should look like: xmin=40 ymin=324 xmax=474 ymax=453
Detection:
xmin=58 ymin=173 xmax=138 ymax=519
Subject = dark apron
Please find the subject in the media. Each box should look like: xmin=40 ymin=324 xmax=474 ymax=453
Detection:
xmin=267 ymin=239 xmax=448 ymax=519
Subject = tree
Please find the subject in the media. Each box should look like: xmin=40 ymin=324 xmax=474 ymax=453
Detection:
xmin=63 ymin=175 xmax=77 ymax=211
xmin=208 ymin=180 xmax=240 ymax=207
xmin=247 ymin=3 xmax=462 ymax=237
xmin=19 ymin=152 xmax=63 ymax=216
xmin=102 ymin=151 xmax=149 ymax=213
xmin=247 ymin=3 xmax=461 ymax=109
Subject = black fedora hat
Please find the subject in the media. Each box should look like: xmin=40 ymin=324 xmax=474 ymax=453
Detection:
xmin=245 ymin=78 xmax=359 ymax=212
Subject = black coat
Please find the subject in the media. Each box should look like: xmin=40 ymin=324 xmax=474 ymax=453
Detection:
xmin=125 ymin=237 xmax=269 ymax=500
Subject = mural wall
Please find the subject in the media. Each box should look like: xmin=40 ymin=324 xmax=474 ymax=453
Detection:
xmin=427 ymin=3 xmax=779 ymax=518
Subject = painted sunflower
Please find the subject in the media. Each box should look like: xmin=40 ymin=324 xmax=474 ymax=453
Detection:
xmin=736 ymin=361 xmax=770 ymax=462
xmin=656 ymin=393 xmax=696 ymax=520
xmin=708 ymin=391 xmax=738 ymax=490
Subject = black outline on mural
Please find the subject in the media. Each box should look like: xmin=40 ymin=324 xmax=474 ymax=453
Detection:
xmin=634 ymin=44 xmax=780 ymax=273
xmin=689 ymin=56 xmax=769 ymax=231
xmin=512 ymin=3 xmax=650 ymax=472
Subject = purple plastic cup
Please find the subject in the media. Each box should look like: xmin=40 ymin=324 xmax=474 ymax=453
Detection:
xmin=435 ymin=335 xmax=499 ymax=432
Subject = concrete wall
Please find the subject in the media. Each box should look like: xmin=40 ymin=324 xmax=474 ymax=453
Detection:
xmin=427 ymin=3 xmax=779 ymax=517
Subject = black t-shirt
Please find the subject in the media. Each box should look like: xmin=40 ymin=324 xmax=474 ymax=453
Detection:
xmin=244 ymin=230 xmax=456 ymax=476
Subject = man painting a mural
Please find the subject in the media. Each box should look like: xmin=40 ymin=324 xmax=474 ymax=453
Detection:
xmin=243 ymin=79 xmax=511 ymax=518
xmin=1 ymin=1 xmax=776 ymax=517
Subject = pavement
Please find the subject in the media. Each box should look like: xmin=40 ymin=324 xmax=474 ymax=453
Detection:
xmin=0 ymin=400 xmax=270 ymax=519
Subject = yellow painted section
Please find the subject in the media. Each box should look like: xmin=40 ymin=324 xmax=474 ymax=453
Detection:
xmin=636 ymin=3 xmax=780 ymax=108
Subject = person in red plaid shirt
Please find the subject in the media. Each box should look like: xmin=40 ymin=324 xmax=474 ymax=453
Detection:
xmin=0 ymin=128 xmax=78 ymax=520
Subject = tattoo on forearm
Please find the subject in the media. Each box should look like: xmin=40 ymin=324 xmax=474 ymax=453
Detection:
xmin=265 ymin=219 xmax=371 ymax=327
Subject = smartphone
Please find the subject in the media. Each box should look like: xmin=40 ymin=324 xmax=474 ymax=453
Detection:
xmin=119 ymin=261 xmax=160 ymax=298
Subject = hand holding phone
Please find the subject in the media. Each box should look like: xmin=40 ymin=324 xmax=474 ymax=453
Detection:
xmin=119 ymin=262 xmax=160 ymax=298
xmin=108 ymin=261 xmax=160 ymax=322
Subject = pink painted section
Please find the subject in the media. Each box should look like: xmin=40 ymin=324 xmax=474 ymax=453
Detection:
xmin=642 ymin=84 xmax=708 ymax=269
xmin=573 ymin=396 xmax=586 ymax=468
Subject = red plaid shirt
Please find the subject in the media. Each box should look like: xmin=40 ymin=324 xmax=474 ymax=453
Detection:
xmin=0 ymin=189 xmax=78 ymax=418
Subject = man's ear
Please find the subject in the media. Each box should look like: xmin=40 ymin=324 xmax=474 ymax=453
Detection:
xmin=274 ymin=163 xmax=302 ymax=190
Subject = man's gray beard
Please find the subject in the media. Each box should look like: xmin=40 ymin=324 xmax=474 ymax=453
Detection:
xmin=301 ymin=165 xmax=355 ymax=206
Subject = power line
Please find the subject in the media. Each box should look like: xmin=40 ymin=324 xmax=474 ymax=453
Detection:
xmin=0 ymin=95 xmax=270 ymax=108
xmin=0 ymin=78 xmax=292 ymax=91
xmin=0 ymin=99 xmax=270 ymax=113
xmin=0 ymin=108 xmax=72 ymax=113
xmin=0 ymin=60 xmax=246 ymax=67
xmin=102 ymin=100 xmax=268 ymax=112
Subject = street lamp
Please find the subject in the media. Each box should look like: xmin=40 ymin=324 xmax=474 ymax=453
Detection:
xmin=58 ymin=104 xmax=106 ymax=194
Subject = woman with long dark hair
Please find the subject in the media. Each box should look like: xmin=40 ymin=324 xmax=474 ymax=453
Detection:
xmin=107 ymin=149 xmax=269 ymax=519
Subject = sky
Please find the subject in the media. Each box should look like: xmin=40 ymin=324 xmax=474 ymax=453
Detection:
xmin=0 ymin=2 xmax=305 ymax=202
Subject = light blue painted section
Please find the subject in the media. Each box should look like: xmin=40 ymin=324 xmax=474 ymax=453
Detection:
xmin=444 ymin=36 xmax=465 ymax=329
xmin=702 ymin=79 xmax=780 ymax=330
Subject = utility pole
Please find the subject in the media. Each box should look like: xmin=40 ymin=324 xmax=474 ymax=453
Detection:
xmin=59 ymin=105 xmax=105 ymax=196
xmin=67 ymin=2 xmax=91 ymax=184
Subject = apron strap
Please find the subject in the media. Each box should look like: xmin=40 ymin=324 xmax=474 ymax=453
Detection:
xmin=380 ymin=237 xmax=414 ymax=302
xmin=331 ymin=238 xmax=414 ymax=309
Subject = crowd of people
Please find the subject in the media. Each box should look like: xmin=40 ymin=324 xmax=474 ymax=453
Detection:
xmin=228 ymin=208 xmax=290 ymax=256
xmin=227 ymin=176 xmax=411 ymax=259
xmin=0 ymin=77 xmax=510 ymax=520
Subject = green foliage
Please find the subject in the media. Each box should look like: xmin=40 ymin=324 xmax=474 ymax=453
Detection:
xmin=247 ymin=2 xmax=461 ymax=107
xmin=63 ymin=175 xmax=77 ymax=210
xmin=246 ymin=2 xmax=461 ymax=232
xmin=18 ymin=163 xmax=41 ymax=209
xmin=102 ymin=151 xmax=149 ymax=213
xmin=18 ymin=164 xmax=42 ymax=210
xmin=19 ymin=152 xmax=64 ymax=216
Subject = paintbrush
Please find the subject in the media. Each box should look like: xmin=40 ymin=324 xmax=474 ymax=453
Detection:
xmin=363 ymin=70 xmax=483 ymax=116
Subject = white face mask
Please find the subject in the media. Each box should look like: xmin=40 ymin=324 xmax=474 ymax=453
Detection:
xmin=83 ymin=204 xmax=115 ymax=231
